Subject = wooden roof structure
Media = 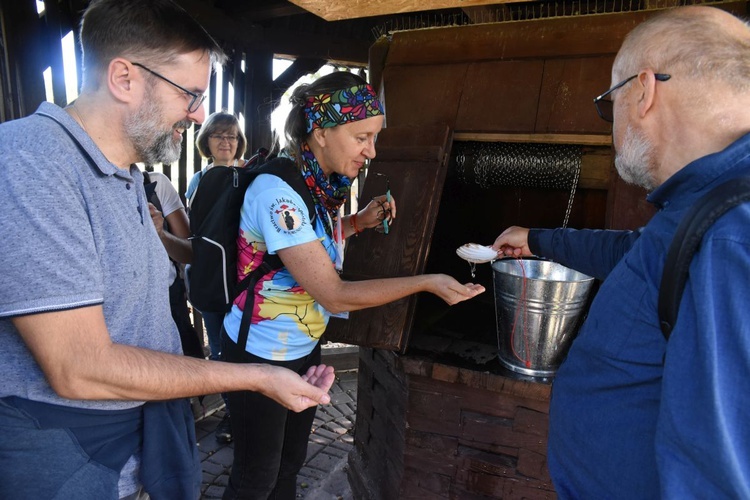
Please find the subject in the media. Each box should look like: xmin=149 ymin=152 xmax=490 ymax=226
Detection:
xmin=2 ymin=0 xmax=695 ymax=122
xmin=0 ymin=0 xmax=486 ymax=194
xmin=0 ymin=0 xmax=482 ymax=122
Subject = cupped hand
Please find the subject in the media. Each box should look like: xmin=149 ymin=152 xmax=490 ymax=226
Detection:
xmin=430 ymin=274 xmax=486 ymax=305
xmin=492 ymin=226 xmax=532 ymax=257
xmin=301 ymin=364 xmax=336 ymax=392
xmin=260 ymin=364 xmax=335 ymax=413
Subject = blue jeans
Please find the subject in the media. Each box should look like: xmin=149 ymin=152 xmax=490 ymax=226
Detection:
xmin=0 ymin=397 xmax=198 ymax=500
xmin=220 ymin=333 xmax=321 ymax=500
xmin=201 ymin=311 xmax=225 ymax=361
xmin=0 ymin=397 xmax=138 ymax=500
xmin=202 ymin=312 xmax=230 ymax=413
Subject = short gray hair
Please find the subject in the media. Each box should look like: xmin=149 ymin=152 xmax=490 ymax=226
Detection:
xmin=614 ymin=7 xmax=750 ymax=93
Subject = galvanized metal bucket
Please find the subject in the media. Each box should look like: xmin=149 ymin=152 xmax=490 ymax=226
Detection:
xmin=492 ymin=258 xmax=595 ymax=377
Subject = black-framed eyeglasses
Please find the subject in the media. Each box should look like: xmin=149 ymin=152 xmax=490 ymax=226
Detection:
xmin=372 ymin=172 xmax=391 ymax=235
xmin=593 ymin=73 xmax=671 ymax=122
xmin=132 ymin=62 xmax=206 ymax=113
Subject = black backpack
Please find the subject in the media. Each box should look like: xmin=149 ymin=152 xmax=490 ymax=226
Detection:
xmin=187 ymin=153 xmax=316 ymax=316
xmin=658 ymin=175 xmax=750 ymax=339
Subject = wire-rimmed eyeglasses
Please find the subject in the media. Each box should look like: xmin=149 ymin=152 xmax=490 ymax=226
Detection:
xmin=372 ymin=172 xmax=392 ymax=235
xmin=132 ymin=62 xmax=206 ymax=113
xmin=593 ymin=73 xmax=671 ymax=122
xmin=209 ymin=134 xmax=239 ymax=143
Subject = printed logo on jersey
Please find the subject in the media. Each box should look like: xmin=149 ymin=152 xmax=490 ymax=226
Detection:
xmin=269 ymin=197 xmax=306 ymax=234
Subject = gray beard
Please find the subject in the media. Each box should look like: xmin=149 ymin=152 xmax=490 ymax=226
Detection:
xmin=614 ymin=124 xmax=657 ymax=191
xmin=125 ymin=92 xmax=187 ymax=165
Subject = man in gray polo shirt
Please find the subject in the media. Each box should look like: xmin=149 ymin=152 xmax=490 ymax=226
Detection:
xmin=0 ymin=1 xmax=334 ymax=499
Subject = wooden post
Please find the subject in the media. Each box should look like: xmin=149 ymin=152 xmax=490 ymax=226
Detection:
xmin=244 ymin=50 xmax=274 ymax=153
xmin=0 ymin=0 xmax=47 ymax=119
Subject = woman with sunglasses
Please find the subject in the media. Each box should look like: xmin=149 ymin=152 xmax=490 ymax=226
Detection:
xmin=186 ymin=111 xmax=248 ymax=444
xmin=220 ymin=71 xmax=485 ymax=500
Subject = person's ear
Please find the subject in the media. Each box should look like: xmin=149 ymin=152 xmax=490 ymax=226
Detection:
xmin=108 ymin=58 xmax=137 ymax=105
xmin=311 ymin=128 xmax=327 ymax=148
xmin=636 ymin=70 xmax=658 ymax=119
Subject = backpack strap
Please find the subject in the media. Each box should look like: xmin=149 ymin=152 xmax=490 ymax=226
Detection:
xmin=242 ymin=147 xmax=269 ymax=168
xmin=142 ymin=171 xmax=164 ymax=214
xmin=658 ymin=175 xmax=750 ymax=339
xmin=234 ymin=157 xmax=317 ymax=352
xmin=259 ymin=157 xmax=317 ymax=225
xmin=235 ymin=257 xmax=279 ymax=353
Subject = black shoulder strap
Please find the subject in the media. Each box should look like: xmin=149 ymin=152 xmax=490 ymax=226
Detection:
xmin=256 ymin=157 xmax=316 ymax=223
xmin=232 ymin=158 xmax=315 ymax=301
xmin=142 ymin=171 xmax=164 ymax=214
xmin=659 ymin=175 xmax=750 ymax=339
xmin=235 ymin=157 xmax=317 ymax=352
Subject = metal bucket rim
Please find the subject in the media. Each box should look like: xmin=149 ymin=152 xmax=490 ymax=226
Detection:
xmin=491 ymin=257 xmax=594 ymax=283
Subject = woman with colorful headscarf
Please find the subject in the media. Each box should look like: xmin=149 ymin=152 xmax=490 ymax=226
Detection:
xmin=220 ymin=71 xmax=484 ymax=499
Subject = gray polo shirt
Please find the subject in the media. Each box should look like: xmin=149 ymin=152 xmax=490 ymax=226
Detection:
xmin=0 ymin=102 xmax=181 ymax=411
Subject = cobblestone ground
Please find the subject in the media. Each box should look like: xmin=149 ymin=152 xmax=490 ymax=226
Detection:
xmin=196 ymin=370 xmax=358 ymax=499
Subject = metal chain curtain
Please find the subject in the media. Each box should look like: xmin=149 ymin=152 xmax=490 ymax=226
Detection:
xmin=454 ymin=141 xmax=582 ymax=190
xmin=453 ymin=141 xmax=583 ymax=228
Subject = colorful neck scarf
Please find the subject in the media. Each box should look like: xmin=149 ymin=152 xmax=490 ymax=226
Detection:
xmin=304 ymin=84 xmax=383 ymax=133
xmin=289 ymin=142 xmax=351 ymax=238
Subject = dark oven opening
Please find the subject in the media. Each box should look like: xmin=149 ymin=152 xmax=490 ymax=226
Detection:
xmin=405 ymin=141 xmax=608 ymax=378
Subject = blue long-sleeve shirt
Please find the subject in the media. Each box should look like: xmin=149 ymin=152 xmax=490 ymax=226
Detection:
xmin=530 ymin=133 xmax=750 ymax=499
xmin=530 ymin=227 xmax=642 ymax=280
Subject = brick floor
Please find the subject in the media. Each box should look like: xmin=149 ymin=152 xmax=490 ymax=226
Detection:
xmin=196 ymin=370 xmax=357 ymax=499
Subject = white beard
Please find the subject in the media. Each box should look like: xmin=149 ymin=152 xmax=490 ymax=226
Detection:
xmin=614 ymin=124 xmax=657 ymax=191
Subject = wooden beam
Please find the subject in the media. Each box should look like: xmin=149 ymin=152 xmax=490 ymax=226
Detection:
xmin=386 ymin=14 xmax=638 ymax=66
xmin=453 ymin=132 xmax=612 ymax=146
xmin=289 ymin=0 xmax=534 ymax=21
xmin=271 ymin=57 xmax=326 ymax=105
xmin=245 ymin=50 xmax=275 ymax=153
xmin=261 ymin=28 xmax=370 ymax=65
xmin=174 ymin=0 xmax=262 ymax=47
xmin=232 ymin=3 xmax=307 ymax=21
xmin=1 ymin=0 xmax=47 ymax=119
xmin=176 ymin=0 xmax=369 ymax=65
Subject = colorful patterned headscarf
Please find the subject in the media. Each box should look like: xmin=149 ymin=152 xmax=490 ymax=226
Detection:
xmin=278 ymin=143 xmax=351 ymax=240
xmin=304 ymin=84 xmax=383 ymax=133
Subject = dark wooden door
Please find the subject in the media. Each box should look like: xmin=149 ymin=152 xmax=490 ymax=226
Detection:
xmin=324 ymin=124 xmax=453 ymax=351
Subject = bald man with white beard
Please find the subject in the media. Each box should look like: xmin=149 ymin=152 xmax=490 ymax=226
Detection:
xmin=492 ymin=6 xmax=750 ymax=498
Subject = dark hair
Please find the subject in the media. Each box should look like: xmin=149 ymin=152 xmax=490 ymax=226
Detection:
xmin=281 ymin=71 xmax=369 ymax=157
xmin=195 ymin=111 xmax=247 ymax=161
xmin=79 ymin=0 xmax=226 ymax=91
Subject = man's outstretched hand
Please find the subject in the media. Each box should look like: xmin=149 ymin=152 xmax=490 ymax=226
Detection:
xmin=259 ymin=364 xmax=336 ymax=412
